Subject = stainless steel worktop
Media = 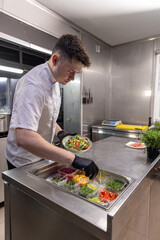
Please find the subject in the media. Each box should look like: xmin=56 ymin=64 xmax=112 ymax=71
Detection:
xmin=79 ymin=136 xmax=149 ymax=179
xmin=92 ymin=124 xmax=144 ymax=133
xmin=92 ymin=125 xmax=145 ymax=141
xmin=2 ymin=137 xmax=160 ymax=240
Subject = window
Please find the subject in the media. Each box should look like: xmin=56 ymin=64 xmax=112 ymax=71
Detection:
xmin=0 ymin=45 xmax=20 ymax=63
xmin=22 ymin=52 xmax=45 ymax=66
xmin=0 ymin=40 xmax=50 ymax=69
xmin=0 ymin=77 xmax=9 ymax=111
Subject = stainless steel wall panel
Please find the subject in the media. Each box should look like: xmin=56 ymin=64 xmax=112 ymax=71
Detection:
xmin=111 ymin=41 xmax=154 ymax=125
xmin=81 ymin=33 xmax=112 ymax=135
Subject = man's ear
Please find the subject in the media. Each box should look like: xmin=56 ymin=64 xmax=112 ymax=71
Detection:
xmin=52 ymin=54 xmax=59 ymax=65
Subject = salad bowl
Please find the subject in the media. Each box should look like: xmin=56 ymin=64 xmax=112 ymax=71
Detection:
xmin=62 ymin=135 xmax=92 ymax=153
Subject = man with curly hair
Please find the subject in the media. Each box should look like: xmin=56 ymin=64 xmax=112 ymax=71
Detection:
xmin=6 ymin=34 xmax=99 ymax=179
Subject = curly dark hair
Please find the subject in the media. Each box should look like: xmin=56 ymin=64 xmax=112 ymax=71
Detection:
xmin=52 ymin=34 xmax=90 ymax=67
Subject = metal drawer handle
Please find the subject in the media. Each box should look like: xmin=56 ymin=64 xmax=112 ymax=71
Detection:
xmin=0 ymin=116 xmax=5 ymax=120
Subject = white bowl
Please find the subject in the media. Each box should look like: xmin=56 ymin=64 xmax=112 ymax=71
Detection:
xmin=62 ymin=135 xmax=92 ymax=153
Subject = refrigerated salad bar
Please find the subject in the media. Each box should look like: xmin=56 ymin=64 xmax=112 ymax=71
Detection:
xmin=31 ymin=162 xmax=134 ymax=210
xmin=2 ymin=136 xmax=160 ymax=240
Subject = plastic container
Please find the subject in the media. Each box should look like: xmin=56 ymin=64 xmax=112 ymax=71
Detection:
xmin=73 ymin=173 xmax=90 ymax=187
xmin=58 ymin=166 xmax=77 ymax=177
xmin=105 ymin=177 xmax=127 ymax=192
xmin=62 ymin=178 xmax=80 ymax=192
xmin=98 ymin=187 xmax=119 ymax=203
xmin=46 ymin=173 xmax=65 ymax=184
xmin=78 ymin=185 xmax=98 ymax=198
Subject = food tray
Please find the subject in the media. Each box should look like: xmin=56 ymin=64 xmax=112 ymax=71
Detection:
xmin=29 ymin=162 xmax=134 ymax=210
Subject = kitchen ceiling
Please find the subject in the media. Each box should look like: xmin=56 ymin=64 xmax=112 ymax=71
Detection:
xmin=36 ymin=0 xmax=160 ymax=46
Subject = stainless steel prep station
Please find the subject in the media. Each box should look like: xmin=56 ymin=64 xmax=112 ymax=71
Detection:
xmin=92 ymin=124 xmax=144 ymax=141
xmin=2 ymin=137 xmax=160 ymax=240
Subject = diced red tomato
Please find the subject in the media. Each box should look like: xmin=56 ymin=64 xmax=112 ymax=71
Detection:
xmin=101 ymin=188 xmax=106 ymax=194
xmin=84 ymin=146 xmax=89 ymax=149
xmin=76 ymin=140 xmax=79 ymax=147
xmin=115 ymin=192 xmax=118 ymax=198
xmin=99 ymin=188 xmax=118 ymax=202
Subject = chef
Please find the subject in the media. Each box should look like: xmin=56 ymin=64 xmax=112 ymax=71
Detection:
xmin=6 ymin=34 xmax=99 ymax=179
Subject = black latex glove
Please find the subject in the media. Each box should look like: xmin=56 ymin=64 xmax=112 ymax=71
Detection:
xmin=72 ymin=155 xmax=99 ymax=180
xmin=57 ymin=130 xmax=77 ymax=142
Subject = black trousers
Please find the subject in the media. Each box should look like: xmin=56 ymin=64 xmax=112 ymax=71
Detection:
xmin=7 ymin=160 xmax=16 ymax=170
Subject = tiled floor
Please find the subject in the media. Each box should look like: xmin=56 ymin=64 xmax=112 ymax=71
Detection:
xmin=0 ymin=204 xmax=5 ymax=240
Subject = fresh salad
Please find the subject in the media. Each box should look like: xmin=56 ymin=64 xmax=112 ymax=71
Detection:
xmin=45 ymin=166 xmax=129 ymax=209
xmin=99 ymin=188 xmax=118 ymax=202
xmin=63 ymin=178 xmax=76 ymax=191
xmin=78 ymin=185 xmax=95 ymax=198
xmin=50 ymin=175 xmax=64 ymax=183
xmin=64 ymin=135 xmax=91 ymax=151
xmin=106 ymin=179 xmax=124 ymax=191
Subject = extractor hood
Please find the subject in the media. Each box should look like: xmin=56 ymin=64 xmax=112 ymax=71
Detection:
xmin=0 ymin=12 xmax=57 ymax=54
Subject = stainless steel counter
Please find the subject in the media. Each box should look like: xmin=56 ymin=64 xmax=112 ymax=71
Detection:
xmin=92 ymin=125 xmax=144 ymax=141
xmin=2 ymin=137 xmax=160 ymax=240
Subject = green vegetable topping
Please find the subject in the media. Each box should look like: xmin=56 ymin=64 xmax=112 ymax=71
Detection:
xmin=106 ymin=179 xmax=124 ymax=191
xmin=64 ymin=178 xmax=76 ymax=191
xmin=78 ymin=185 xmax=94 ymax=198
xmin=51 ymin=176 xmax=63 ymax=183
xmin=88 ymin=197 xmax=101 ymax=203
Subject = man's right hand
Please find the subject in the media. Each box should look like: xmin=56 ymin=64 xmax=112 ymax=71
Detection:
xmin=57 ymin=130 xmax=77 ymax=142
xmin=72 ymin=155 xmax=99 ymax=179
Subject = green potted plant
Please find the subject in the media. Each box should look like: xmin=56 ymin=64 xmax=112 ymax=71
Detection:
xmin=140 ymin=120 xmax=160 ymax=162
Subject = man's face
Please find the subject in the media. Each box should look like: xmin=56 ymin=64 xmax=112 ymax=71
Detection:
xmin=51 ymin=55 xmax=84 ymax=85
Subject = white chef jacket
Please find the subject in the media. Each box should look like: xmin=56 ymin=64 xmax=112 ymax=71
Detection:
xmin=6 ymin=62 xmax=61 ymax=167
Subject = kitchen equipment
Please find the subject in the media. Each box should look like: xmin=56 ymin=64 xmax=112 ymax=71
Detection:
xmin=102 ymin=119 xmax=122 ymax=126
xmin=3 ymin=137 xmax=160 ymax=240
xmin=28 ymin=162 xmax=134 ymax=210
xmin=92 ymin=124 xmax=144 ymax=142
xmin=0 ymin=113 xmax=11 ymax=133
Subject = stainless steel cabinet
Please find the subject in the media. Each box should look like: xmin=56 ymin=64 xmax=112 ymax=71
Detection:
xmin=0 ymin=137 xmax=7 ymax=203
xmin=92 ymin=125 xmax=142 ymax=142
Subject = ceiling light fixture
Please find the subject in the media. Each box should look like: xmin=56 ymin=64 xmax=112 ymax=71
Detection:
xmin=0 ymin=33 xmax=52 ymax=55
xmin=148 ymin=37 xmax=156 ymax=41
xmin=29 ymin=43 xmax=52 ymax=55
xmin=144 ymin=90 xmax=152 ymax=96
xmin=0 ymin=65 xmax=24 ymax=74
